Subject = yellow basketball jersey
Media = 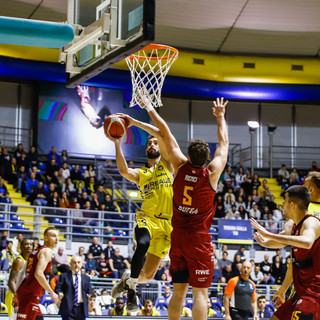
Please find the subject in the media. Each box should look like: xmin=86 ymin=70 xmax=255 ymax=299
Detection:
xmin=111 ymin=306 xmax=127 ymax=316
xmin=308 ymin=201 xmax=320 ymax=218
xmin=5 ymin=254 xmax=26 ymax=317
xmin=138 ymin=160 xmax=173 ymax=220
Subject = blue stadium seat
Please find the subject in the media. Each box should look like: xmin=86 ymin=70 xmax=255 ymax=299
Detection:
xmin=38 ymin=162 xmax=46 ymax=170
xmin=0 ymin=214 xmax=4 ymax=220
xmin=210 ymin=297 xmax=223 ymax=317
xmin=185 ymin=298 xmax=194 ymax=310
xmin=10 ymin=214 xmax=20 ymax=221
xmin=155 ymin=297 xmax=168 ymax=316
xmin=52 ymin=217 xmax=65 ymax=224
xmin=40 ymin=294 xmax=54 ymax=307
xmin=266 ymin=299 xmax=275 ymax=314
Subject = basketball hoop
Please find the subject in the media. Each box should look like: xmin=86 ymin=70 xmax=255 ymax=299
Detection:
xmin=125 ymin=44 xmax=179 ymax=108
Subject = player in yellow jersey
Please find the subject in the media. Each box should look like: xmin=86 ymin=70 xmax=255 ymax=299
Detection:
xmin=5 ymin=239 xmax=33 ymax=320
xmin=106 ymin=114 xmax=173 ymax=312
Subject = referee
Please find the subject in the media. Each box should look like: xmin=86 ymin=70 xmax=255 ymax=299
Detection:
xmin=224 ymin=261 xmax=258 ymax=320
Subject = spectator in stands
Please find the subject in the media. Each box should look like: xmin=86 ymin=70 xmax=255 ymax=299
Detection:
xmin=235 ymin=167 xmax=246 ymax=188
xmin=96 ymin=185 xmax=106 ymax=204
xmin=61 ymin=162 xmax=71 ymax=179
xmin=241 ymin=177 xmax=253 ymax=197
xmin=268 ymin=195 xmax=277 ymax=212
xmin=104 ymin=239 xmax=115 ymax=259
xmin=257 ymin=296 xmax=272 ymax=319
xmin=47 ymin=146 xmax=60 ymax=165
xmin=137 ymin=299 xmax=161 ymax=316
xmin=218 ymin=251 xmax=232 ymax=269
xmin=7 ymin=157 xmax=18 ymax=186
xmin=224 ymin=166 xmax=235 ymax=181
xmin=215 ymin=200 xmax=227 ymax=218
xmin=162 ymin=285 xmax=172 ymax=304
xmin=252 ymin=189 xmax=260 ymax=203
xmin=14 ymin=143 xmax=24 ymax=160
xmin=271 ymin=255 xmax=286 ymax=284
xmin=84 ymin=164 xmax=96 ymax=182
xmin=224 ymin=188 xmax=236 ymax=203
xmin=17 ymin=152 xmax=28 ymax=169
xmin=236 ymin=161 xmax=247 ymax=174
xmin=32 ymin=181 xmax=48 ymax=206
xmin=221 ymin=263 xmax=233 ymax=283
xmin=91 ymin=192 xmax=100 ymax=210
xmin=97 ymin=289 xmax=114 ymax=311
xmin=61 ymin=177 xmax=75 ymax=197
xmin=46 ymin=158 xmax=59 ymax=178
xmin=265 ymin=212 xmax=278 ymax=233
xmin=234 ymin=245 xmax=246 ymax=263
xmin=78 ymin=191 xmax=90 ymax=207
xmin=0 ymin=230 xmax=8 ymax=251
xmin=26 ymin=146 xmax=38 ymax=167
xmin=88 ymin=236 xmax=103 ymax=258
xmin=47 ymin=190 xmax=60 ymax=209
xmin=33 ymin=237 xmax=40 ymax=250
xmin=1 ymin=240 xmax=14 ymax=270
xmin=0 ymin=147 xmax=11 ymax=180
xmin=30 ymin=165 xmax=44 ymax=183
xmin=260 ymin=254 xmax=275 ymax=284
xmin=85 ymin=252 xmax=97 ymax=273
xmin=88 ymin=294 xmax=102 ymax=316
xmin=95 ymin=252 xmax=111 ymax=278
xmin=57 ymin=168 xmax=66 ymax=187
xmin=239 ymin=205 xmax=249 ymax=220
xmin=251 ymin=173 xmax=261 ymax=191
xmin=272 ymin=249 xmax=282 ymax=264
xmin=70 ymin=164 xmax=83 ymax=182
xmin=309 ymin=161 xmax=320 ymax=172
xmin=25 ymin=172 xmax=38 ymax=196
xmin=104 ymin=194 xmax=115 ymax=211
xmin=154 ymin=260 xmax=166 ymax=281
xmin=226 ymin=204 xmax=239 ymax=219
xmin=290 ymin=167 xmax=300 ymax=182
xmin=78 ymin=246 xmax=86 ymax=265
xmin=250 ymin=264 xmax=264 ymax=284
xmin=257 ymin=179 xmax=268 ymax=197
xmin=109 ymin=248 xmax=130 ymax=278
xmin=12 ymin=232 xmax=23 ymax=256
xmin=207 ymin=298 xmax=217 ymax=318
xmin=60 ymin=149 xmax=70 ymax=164
xmin=75 ymin=181 xmax=86 ymax=198
xmin=17 ymin=165 xmax=28 ymax=194
xmin=82 ymin=200 xmax=98 ymax=228
xmin=53 ymin=247 xmax=70 ymax=273
xmin=277 ymin=164 xmax=290 ymax=185
xmin=249 ymin=203 xmax=261 ymax=220
xmin=232 ymin=254 xmax=242 ymax=276
xmin=58 ymin=191 xmax=69 ymax=209
xmin=86 ymin=177 xmax=97 ymax=195
xmin=108 ymin=297 xmax=127 ymax=316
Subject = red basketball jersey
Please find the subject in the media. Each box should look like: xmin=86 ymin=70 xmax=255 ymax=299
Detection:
xmin=291 ymin=215 xmax=320 ymax=300
xmin=17 ymin=245 xmax=52 ymax=297
xmin=172 ymin=162 xmax=216 ymax=231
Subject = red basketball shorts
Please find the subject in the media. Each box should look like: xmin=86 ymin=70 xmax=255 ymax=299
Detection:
xmin=274 ymin=295 xmax=320 ymax=320
xmin=17 ymin=295 xmax=42 ymax=320
xmin=169 ymin=230 xmax=213 ymax=288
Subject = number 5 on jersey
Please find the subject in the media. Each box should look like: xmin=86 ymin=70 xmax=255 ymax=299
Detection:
xmin=183 ymin=186 xmax=194 ymax=206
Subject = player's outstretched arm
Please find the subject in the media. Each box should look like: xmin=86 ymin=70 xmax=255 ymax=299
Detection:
xmin=34 ymin=248 xmax=59 ymax=303
xmin=208 ymin=98 xmax=229 ymax=189
xmin=136 ymin=90 xmax=186 ymax=172
xmin=251 ymin=217 xmax=320 ymax=249
xmin=8 ymin=257 xmax=24 ymax=294
xmin=105 ymin=132 xmax=139 ymax=184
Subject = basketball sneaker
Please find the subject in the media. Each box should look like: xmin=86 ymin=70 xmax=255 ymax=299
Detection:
xmin=126 ymin=288 xmax=140 ymax=312
xmin=111 ymin=269 xmax=130 ymax=299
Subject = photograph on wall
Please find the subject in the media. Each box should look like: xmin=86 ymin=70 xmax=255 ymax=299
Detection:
xmin=37 ymin=83 xmax=150 ymax=159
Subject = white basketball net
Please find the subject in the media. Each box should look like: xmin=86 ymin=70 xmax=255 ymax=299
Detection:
xmin=125 ymin=44 xmax=179 ymax=108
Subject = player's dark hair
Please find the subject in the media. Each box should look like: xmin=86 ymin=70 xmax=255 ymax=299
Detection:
xmin=144 ymin=299 xmax=154 ymax=306
xmin=305 ymin=171 xmax=320 ymax=190
xmin=146 ymin=135 xmax=156 ymax=146
xmin=44 ymin=227 xmax=57 ymax=236
xmin=116 ymin=297 xmax=124 ymax=302
xmin=21 ymin=238 xmax=32 ymax=246
xmin=286 ymin=185 xmax=310 ymax=210
xmin=257 ymin=295 xmax=266 ymax=302
xmin=188 ymin=139 xmax=210 ymax=167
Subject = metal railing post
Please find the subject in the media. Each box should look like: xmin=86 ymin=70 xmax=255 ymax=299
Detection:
xmin=66 ymin=208 xmax=72 ymax=250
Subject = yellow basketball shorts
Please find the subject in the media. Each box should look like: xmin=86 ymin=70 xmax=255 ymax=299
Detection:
xmin=135 ymin=213 xmax=172 ymax=258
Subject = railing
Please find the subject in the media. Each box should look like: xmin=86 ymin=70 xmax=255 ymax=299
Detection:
xmin=0 ymin=125 xmax=33 ymax=152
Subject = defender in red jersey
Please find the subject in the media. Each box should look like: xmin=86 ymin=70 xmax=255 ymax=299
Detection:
xmin=251 ymin=185 xmax=320 ymax=320
xmin=16 ymin=227 xmax=59 ymax=320
xmin=138 ymin=95 xmax=229 ymax=320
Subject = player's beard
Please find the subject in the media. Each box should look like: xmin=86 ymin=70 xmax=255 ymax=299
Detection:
xmin=147 ymin=149 xmax=160 ymax=159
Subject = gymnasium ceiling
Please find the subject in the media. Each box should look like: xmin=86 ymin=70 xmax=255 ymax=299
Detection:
xmin=1 ymin=0 xmax=320 ymax=58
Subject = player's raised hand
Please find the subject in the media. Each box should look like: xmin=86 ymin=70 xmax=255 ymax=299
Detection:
xmin=105 ymin=129 xmax=122 ymax=144
xmin=115 ymin=113 xmax=135 ymax=127
xmin=212 ymin=97 xmax=228 ymax=118
xmin=250 ymin=218 xmax=272 ymax=238
xmin=253 ymin=232 xmax=269 ymax=246
xmin=137 ymin=87 xmax=153 ymax=111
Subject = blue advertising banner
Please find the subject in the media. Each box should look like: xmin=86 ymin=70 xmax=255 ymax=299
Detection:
xmin=218 ymin=219 xmax=253 ymax=244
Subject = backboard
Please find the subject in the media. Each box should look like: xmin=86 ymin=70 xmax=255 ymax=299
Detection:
xmin=61 ymin=0 xmax=155 ymax=88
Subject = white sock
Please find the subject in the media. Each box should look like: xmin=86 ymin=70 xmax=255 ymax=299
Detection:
xmin=126 ymin=277 xmax=138 ymax=291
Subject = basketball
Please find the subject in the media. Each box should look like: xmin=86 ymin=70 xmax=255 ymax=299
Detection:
xmin=104 ymin=115 xmax=128 ymax=138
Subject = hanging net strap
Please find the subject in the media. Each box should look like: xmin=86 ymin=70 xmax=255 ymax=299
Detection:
xmin=125 ymin=44 xmax=179 ymax=108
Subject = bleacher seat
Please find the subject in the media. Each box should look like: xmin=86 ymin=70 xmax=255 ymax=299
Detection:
xmin=266 ymin=299 xmax=275 ymax=315
xmin=185 ymin=297 xmax=194 ymax=310
xmin=210 ymin=297 xmax=223 ymax=317
xmin=40 ymin=294 xmax=54 ymax=307
xmin=0 ymin=302 xmax=7 ymax=314
xmin=10 ymin=214 xmax=20 ymax=221
xmin=154 ymin=297 xmax=168 ymax=316
xmin=38 ymin=162 xmax=46 ymax=170
xmin=52 ymin=217 xmax=65 ymax=225
xmin=0 ymin=214 xmax=4 ymax=220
